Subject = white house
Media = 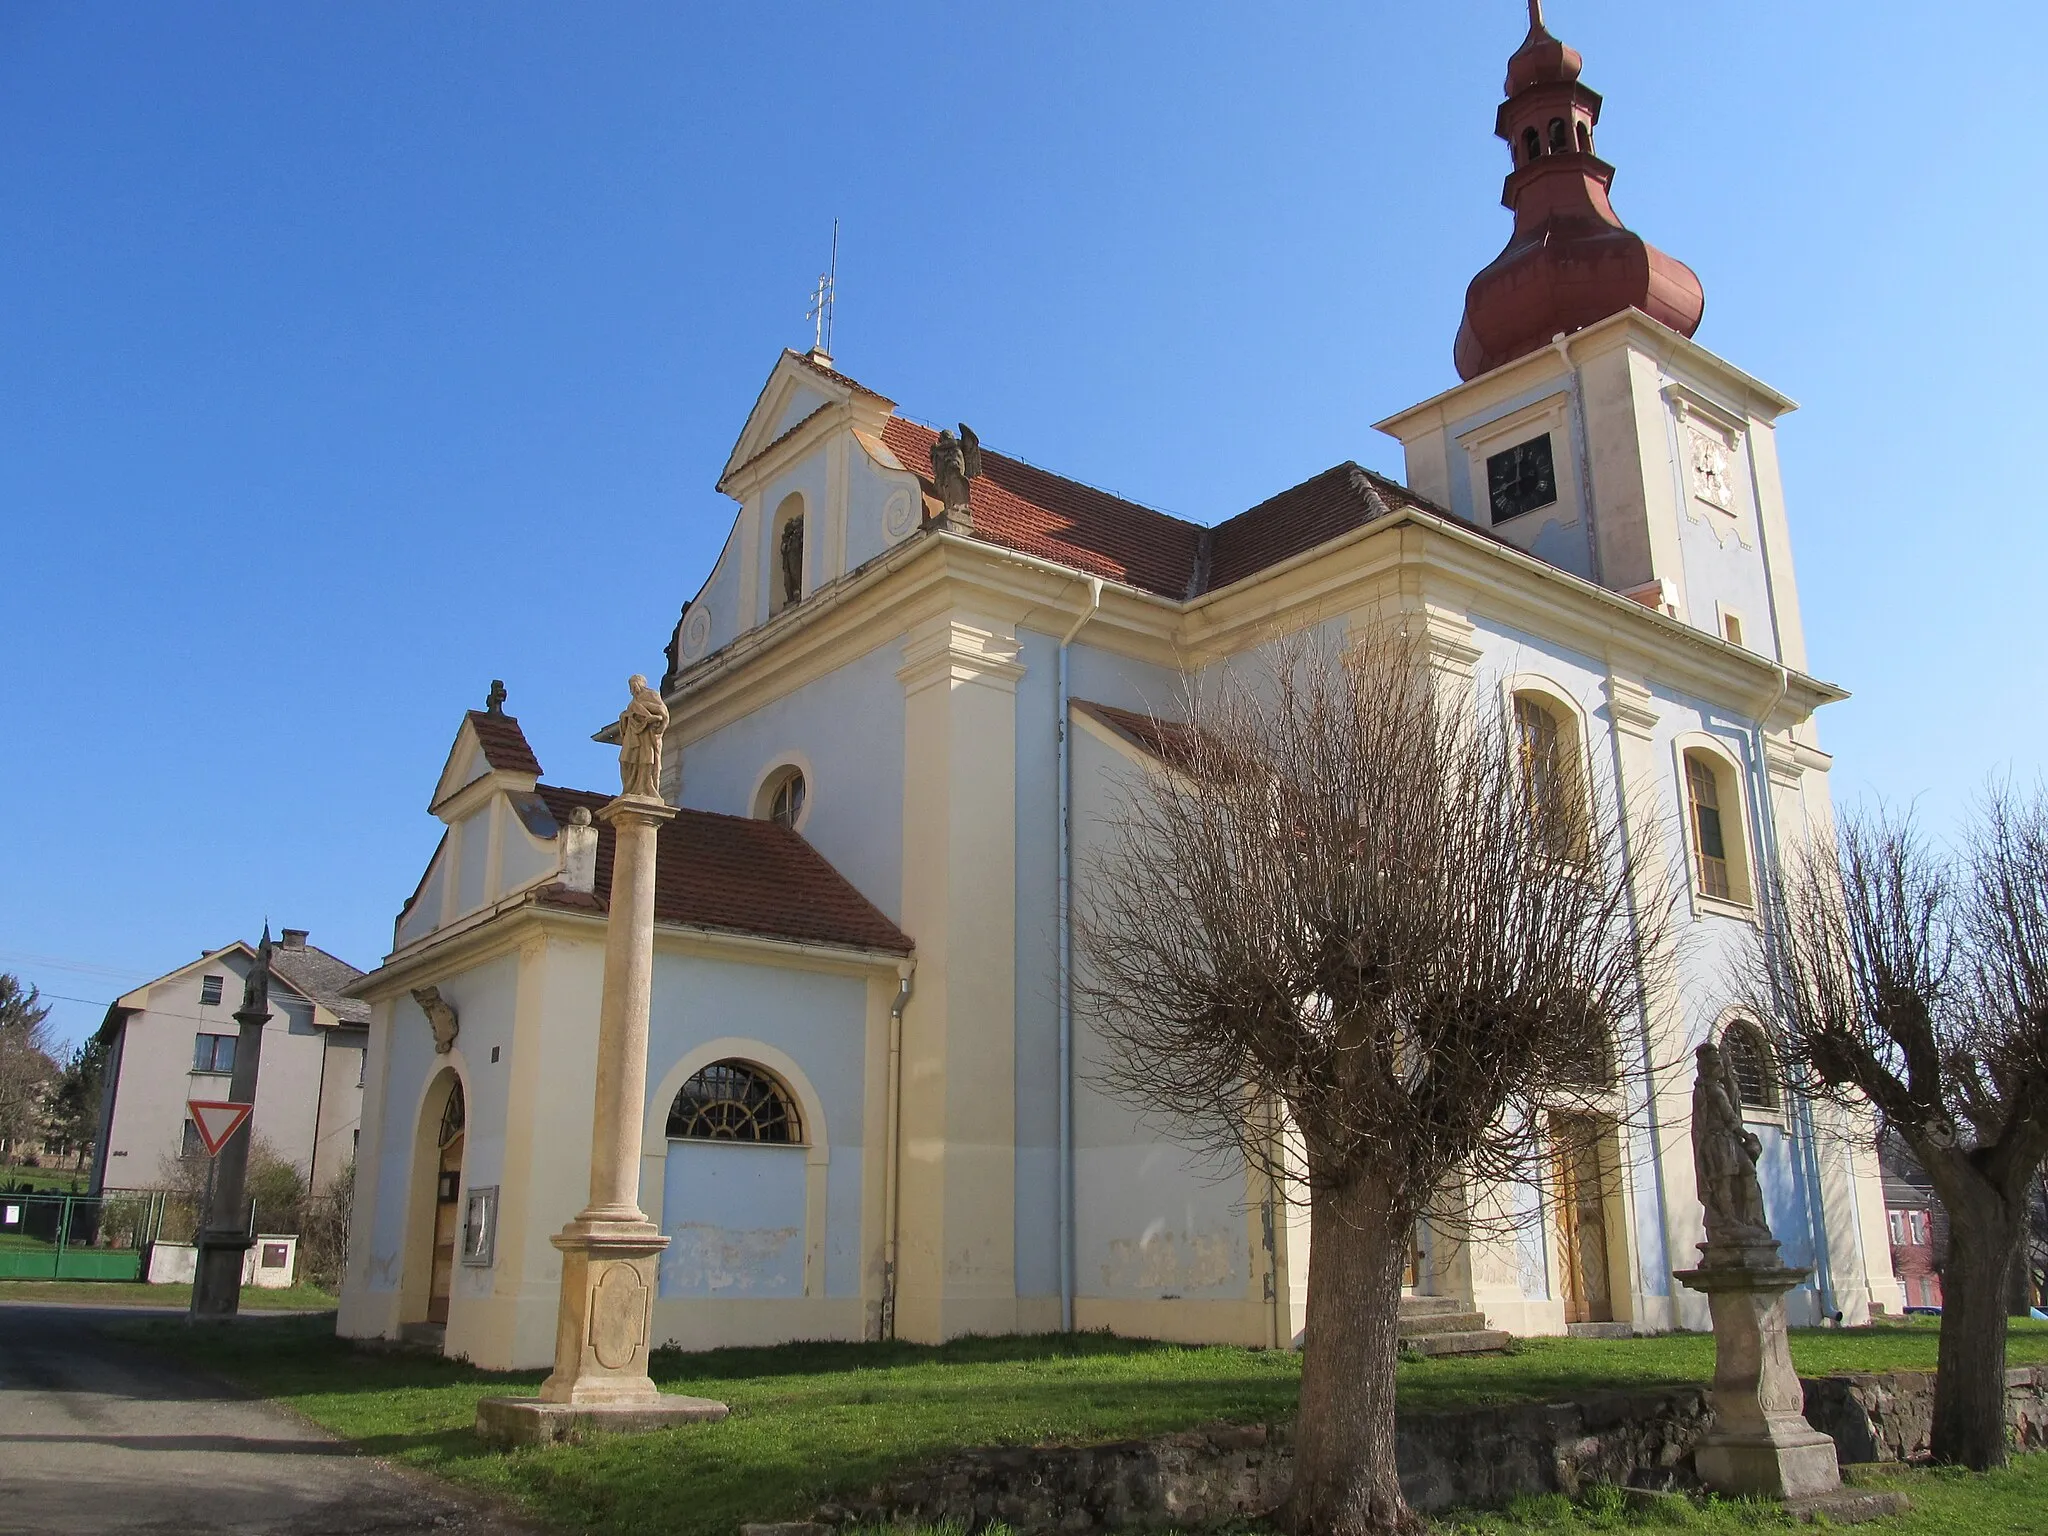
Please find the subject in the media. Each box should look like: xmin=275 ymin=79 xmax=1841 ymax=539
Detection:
xmin=339 ymin=12 xmax=1899 ymax=1367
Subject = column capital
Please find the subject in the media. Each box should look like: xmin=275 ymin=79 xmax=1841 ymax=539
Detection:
xmin=1606 ymin=674 xmax=1659 ymax=741
xmin=897 ymin=613 xmax=1025 ymax=696
xmin=598 ymin=793 xmax=678 ymax=829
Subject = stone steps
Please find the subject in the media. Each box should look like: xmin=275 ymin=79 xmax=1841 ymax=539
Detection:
xmin=1398 ymin=1295 xmax=1511 ymax=1355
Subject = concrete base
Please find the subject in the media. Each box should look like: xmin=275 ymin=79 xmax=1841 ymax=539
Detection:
xmin=1782 ymin=1490 xmax=1912 ymax=1525
xmin=474 ymin=1393 xmax=729 ymax=1449
xmin=1693 ymin=1428 xmax=1842 ymax=1501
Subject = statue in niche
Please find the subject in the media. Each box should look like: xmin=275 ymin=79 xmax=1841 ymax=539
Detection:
xmin=930 ymin=424 xmax=982 ymax=518
xmin=1692 ymin=1042 xmax=1774 ymax=1250
xmin=412 ymin=985 xmax=459 ymax=1055
xmin=617 ymin=674 xmax=669 ymax=800
xmin=779 ymin=514 xmax=805 ymax=608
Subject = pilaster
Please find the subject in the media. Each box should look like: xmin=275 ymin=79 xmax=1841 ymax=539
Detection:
xmin=894 ymin=612 xmax=1023 ymax=1341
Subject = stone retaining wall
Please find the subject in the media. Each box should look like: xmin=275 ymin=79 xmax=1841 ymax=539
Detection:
xmin=816 ymin=1368 xmax=2048 ymax=1533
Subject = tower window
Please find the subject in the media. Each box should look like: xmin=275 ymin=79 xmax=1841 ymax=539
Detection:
xmin=1576 ymin=121 xmax=1592 ymax=153
xmin=1685 ymin=751 xmax=1739 ymax=901
xmin=1521 ymin=126 xmax=1541 ymax=163
xmin=1548 ymin=118 xmax=1568 ymax=152
xmin=1486 ymin=434 xmax=1558 ymax=524
xmin=668 ymin=1060 xmax=801 ymax=1143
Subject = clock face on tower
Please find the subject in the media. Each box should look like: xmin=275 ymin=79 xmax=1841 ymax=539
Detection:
xmin=1486 ymin=433 xmax=1558 ymax=525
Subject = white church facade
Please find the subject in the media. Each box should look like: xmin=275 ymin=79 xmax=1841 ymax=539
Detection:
xmin=339 ymin=13 xmax=1898 ymax=1369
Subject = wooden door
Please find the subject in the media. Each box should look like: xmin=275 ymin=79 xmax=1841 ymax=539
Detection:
xmin=1553 ymin=1115 xmax=1613 ymax=1325
xmin=427 ymin=1081 xmax=465 ymax=1326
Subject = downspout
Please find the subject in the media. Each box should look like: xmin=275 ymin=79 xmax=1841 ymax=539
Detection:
xmin=1057 ymin=576 xmax=1103 ymax=1334
xmin=1748 ymin=664 xmax=1840 ymax=1319
xmin=1552 ymin=332 xmax=1604 ymax=588
xmin=880 ymin=961 xmax=913 ymax=1340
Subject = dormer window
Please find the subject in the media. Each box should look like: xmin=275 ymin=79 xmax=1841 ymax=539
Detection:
xmin=1486 ymin=434 xmax=1558 ymax=524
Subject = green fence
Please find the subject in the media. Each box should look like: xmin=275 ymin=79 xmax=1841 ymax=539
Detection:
xmin=0 ymin=1190 xmax=168 ymax=1281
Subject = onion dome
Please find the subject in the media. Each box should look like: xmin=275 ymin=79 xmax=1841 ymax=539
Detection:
xmin=1453 ymin=2 xmax=1704 ymax=381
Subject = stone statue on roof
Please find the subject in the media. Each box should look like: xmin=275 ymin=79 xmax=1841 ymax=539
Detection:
xmin=617 ymin=674 xmax=669 ymax=800
xmin=1692 ymin=1042 xmax=1774 ymax=1253
xmin=930 ymin=424 xmax=981 ymax=520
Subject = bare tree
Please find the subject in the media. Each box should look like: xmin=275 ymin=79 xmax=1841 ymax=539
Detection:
xmin=1076 ymin=631 xmax=1663 ymax=1536
xmin=0 ymin=974 xmax=58 ymax=1163
xmin=1746 ymin=792 xmax=2048 ymax=1468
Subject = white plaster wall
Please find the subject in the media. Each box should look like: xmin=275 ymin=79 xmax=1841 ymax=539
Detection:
xmin=677 ymin=642 xmax=905 ymax=923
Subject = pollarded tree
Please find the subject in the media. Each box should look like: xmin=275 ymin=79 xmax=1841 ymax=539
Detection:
xmin=1748 ymin=791 xmax=2048 ymax=1469
xmin=1076 ymin=631 xmax=1664 ymax=1536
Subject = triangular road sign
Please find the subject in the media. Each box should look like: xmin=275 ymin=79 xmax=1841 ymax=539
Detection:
xmin=187 ymin=1099 xmax=253 ymax=1157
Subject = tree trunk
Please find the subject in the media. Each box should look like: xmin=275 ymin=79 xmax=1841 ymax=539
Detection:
xmin=1281 ymin=1172 xmax=1421 ymax=1536
xmin=1931 ymin=1206 xmax=2024 ymax=1468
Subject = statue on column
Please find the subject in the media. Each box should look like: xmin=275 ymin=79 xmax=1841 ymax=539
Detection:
xmin=617 ymin=675 xmax=668 ymax=800
xmin=1692 ymin=1042 xmax=1773 ymax=1251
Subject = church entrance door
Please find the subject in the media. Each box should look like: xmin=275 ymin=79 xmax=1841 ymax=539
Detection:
xmin=1553 ymin=1114 xmax=1613 ymax=1325
xmin=427 ymin=1080 xmax=465 ymax=1326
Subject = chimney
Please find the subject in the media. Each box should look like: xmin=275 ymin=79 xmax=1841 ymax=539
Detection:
xmin=559 ymin=807 xmax=599 ymax=894
xmin=281 ymin=928 xmax=309 ymax=951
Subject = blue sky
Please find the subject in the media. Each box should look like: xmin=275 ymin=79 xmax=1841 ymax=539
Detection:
xmin=4 ymin=2 xmax=2042 ymax=1050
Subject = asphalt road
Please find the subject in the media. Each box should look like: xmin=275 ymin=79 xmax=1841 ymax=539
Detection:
xmin=0 ymin=1303 xmax=536 ymax=1535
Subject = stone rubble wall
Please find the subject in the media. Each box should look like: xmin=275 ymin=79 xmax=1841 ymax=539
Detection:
xmin=813 ymin=1368 xmax=2048 ymax=1533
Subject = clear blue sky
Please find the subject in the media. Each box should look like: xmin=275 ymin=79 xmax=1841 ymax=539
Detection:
xmin=4 ymin=2 xmax=2042 ymax=1050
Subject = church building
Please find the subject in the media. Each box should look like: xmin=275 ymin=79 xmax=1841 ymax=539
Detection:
xmin=339 ymin=10 xmax=1898 ymax=1368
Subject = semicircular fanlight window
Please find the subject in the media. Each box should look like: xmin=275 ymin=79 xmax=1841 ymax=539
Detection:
xmin=667 ymin=1060 xmax=800 ymax=1144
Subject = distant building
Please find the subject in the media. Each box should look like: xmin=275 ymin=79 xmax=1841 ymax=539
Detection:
xmin=93 ymin=929 xmax=369 ymax=1194
xmin=1882 ymin=1172 xmax=1943 ymax=1312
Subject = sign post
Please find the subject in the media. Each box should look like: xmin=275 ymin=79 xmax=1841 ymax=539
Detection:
xmin=191 ymin=929 xmax=272 ymax=1320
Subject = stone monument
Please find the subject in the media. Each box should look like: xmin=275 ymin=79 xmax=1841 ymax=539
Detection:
xmin=476 ymin=678 xmax=727 ymax=1447
xmin=1674 ymin=1044 xmax=1903 ymax=1519
xmin=191 ymin=927 xmax=273 ymax=1319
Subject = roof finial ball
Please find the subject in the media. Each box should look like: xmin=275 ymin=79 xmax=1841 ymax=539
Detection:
xmin=1451 ymin=0 xmax=1704 ymax=379
xmin=485 ymin=679 xmax=508 ymax=716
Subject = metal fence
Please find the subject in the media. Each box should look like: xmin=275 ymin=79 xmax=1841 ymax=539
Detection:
xmin=0 ymin=1188 xmax=206 ymax=1281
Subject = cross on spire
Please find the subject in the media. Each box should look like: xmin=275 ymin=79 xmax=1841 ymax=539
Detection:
xmin=806 ymin=219 xmax=839 ymax=361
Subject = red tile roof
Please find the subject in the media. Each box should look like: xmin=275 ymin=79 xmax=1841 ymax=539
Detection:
xmin=467 ymin=711 xmax=543 ymax=777
xmin=1072 ymin=700 xmax=1204 ymax=772
xmin=877 ymin=418 xmax=1458 ymax=601
xmin=532 ymin=786 xmax=912 ymax=956
xmin=788 ymin=349 xmax=895 ymax=407
xmin=881 ymin=417 xmax=1206 ymax=598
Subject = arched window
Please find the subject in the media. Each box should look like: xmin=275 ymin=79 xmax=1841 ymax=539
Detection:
xmin=667 ymin=1060 xmax=801 ymax=1143
xmin=1521 ymin=126 xmax=1541 ymax=163
xmin=1514 ymin=691 xmax=1585 ymax=858
xmin=1683 ymin=748 xmax=1749 ymax=903
xmin=438 ymin=1078 xmax=466 ymax=1149
xmin=755 ymin=763 xmax=807 ymax=829
xmin=1576 ymin=121 xmax=1593 ymax=153
xmin=1548 ymin=117 xmax=1568 ymax=152
xmin=770 ymin=492 xmax=805 ymax=615
xmin=1722 ymin=1022 xmax=1778 ymax=1109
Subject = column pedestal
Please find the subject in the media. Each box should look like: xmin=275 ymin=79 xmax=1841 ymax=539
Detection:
xmin=476 ymin=792 xmax=727 ymax=1448
xmin=1676 ymin=1253 xmax=1907 ymax=1520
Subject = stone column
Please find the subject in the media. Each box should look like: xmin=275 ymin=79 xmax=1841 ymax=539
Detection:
xmin=536 ymin=790 xmax=675 ymax=1406
xmin=193 ymin=929 xmax=273 ymax=1319
xmin=476 ymin=677 xmax=726 ymax=1447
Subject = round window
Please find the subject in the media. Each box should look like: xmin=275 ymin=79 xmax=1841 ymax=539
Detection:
xmin=770 ymin=770 xmax=806 ymax=829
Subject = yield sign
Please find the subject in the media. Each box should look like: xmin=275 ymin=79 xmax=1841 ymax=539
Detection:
xmin=187 ymin=1099 xmax=253 ymax=1157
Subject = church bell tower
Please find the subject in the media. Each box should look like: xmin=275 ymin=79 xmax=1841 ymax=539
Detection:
xmin=1377 ymin=2 xmax=1811 ymax=674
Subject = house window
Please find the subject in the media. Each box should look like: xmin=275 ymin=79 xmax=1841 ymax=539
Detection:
xmin=193 ymin=1033 xmax=237 ymax=1075
xmin=667 ymin=1060 xmax=801 ymax=1144
xmin=1722 ymin=1021 xmax=1777 ymax=1109
xmin=1909 ymin=1211 xmax=1928 ymax=1246
xmin=1685 ymin=750 xmax=1742 ymax=902
xmin=199 ymin=975 xmax=224 ymax=1006
xmin=1513 ymin=692 xmax=1583 ymax=857
xmin=181 ymin=1119 xmax=204 ymax=1159
xmin=1486 ymin=434 xmax=1557 ymax=524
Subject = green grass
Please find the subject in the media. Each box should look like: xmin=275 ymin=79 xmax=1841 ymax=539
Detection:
xmin=114 ymin=1316 xmax=2048 ymax=1536
xmin=1438 ymin=1458 xmax=2048 ymax=1533
xmin=0 ymin=1278 xmax=337 ymax=1309
xmin=0 ymin=1163 xmax=90 ymax=1192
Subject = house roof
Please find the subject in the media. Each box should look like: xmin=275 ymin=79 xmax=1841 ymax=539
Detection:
xmin=269 ymin=942 xmax=371 ymax=1026
xmin=531 ymin=785 xmax=912 ymax=956
xmin=466 ymin=710 xmax=544 ymax=778
xmin=876 ymin=417 xmax=1459 ymax=602
xmin=1072 ymin=700 xmax=1204 ymax=772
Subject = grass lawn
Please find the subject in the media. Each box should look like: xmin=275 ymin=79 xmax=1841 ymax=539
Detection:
xmin=0 ymin=1278 xmax=337 ymax=1309
xmin=114 ymin=1314 xmax=2048 ymax=1536
xmin=0 ymin=1164 xmax=90 ymax=1192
